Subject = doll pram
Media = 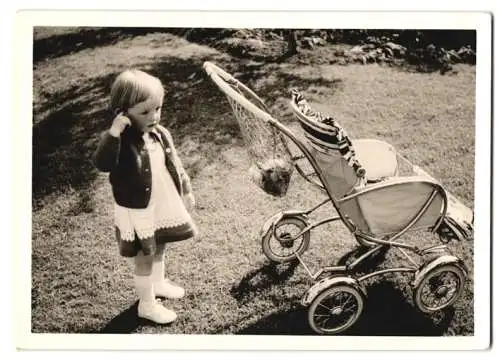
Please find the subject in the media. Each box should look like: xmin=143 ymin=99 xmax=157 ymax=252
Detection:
xmin=203 ymin=61 xmax=473 ymax=335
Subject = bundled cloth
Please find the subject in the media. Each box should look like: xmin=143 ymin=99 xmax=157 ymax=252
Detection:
xmin=249 ymin=157 xmax=293 ymax=197
xmin=436 ymin=192 xmax=474 ymax=242
xmin=412 ymin=165 xmax=474 ymax=242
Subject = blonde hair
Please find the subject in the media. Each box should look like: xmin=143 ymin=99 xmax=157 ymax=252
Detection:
xmin=109 ymin=69 xmax=164 ymax=113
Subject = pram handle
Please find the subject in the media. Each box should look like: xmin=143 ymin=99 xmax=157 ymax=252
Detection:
xmin=204 ymin=61 xmax=273 ymax=116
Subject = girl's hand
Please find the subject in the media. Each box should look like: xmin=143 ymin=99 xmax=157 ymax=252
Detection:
xmin=109 ymin=113 xmax=132 ymax=137
xmin=183 ymin=193 xmax=196 ymax=212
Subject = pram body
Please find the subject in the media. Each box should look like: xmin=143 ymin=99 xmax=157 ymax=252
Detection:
xmin=203 ymin=61 xmax=473 ymax=335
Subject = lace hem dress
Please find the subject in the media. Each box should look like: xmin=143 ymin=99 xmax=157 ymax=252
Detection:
xmin=114 ymin=133 xmax=197 ymax=257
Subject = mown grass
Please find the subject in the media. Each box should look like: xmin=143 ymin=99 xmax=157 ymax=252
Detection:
xmin=32 ymin=28 xmax=475 ymax=336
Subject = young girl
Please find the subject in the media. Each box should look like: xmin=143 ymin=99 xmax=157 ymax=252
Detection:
xmin=93 ymin=69 xmax=197 ymax=324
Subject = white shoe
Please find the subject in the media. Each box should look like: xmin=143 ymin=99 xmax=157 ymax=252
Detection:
xmin=138 ymin=299 xmax=177 ymax=324
xmin=154 ymin=279 xmax=185 ymax=299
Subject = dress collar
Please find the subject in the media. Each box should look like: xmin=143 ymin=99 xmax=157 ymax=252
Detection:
xmin=123 ymin=125 xmax=163 ymax=146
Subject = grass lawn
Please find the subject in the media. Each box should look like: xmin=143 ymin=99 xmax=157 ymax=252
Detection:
xmin=31 ymin=29 xmax=475 ymax=335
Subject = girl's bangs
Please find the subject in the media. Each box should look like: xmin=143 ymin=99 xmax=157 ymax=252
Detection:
xmin=130 ymin=77 xmax=164 ymax=105
xmin=111 ymin=70 xmax=165 ymax=111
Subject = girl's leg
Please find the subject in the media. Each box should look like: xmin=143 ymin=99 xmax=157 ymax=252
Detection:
xmin=134 ymin=250 xmax=177 ymax=324
xmin=134 ymin=249 xmax=155 ymax=276
xmin=151 ymin=243 xmax=185 ymax=299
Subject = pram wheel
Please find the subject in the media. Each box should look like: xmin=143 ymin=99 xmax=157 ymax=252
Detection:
xmin=262 ymin=216 xmax=310 ymax=263
xmin=413 ymin=263 xmax=466 ymax=313
xmin=308 ymin=283 xmax=364 ymax=335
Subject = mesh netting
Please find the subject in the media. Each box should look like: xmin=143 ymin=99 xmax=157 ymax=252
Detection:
xmin=222 ymin=81 xmax=294 ymax=197
xmin=224 ymin=95 xmax=285 ymax=161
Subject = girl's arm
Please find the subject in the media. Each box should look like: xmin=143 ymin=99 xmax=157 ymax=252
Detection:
xmin=92 ymin=131 xmax=121 ymax=172
xmin=92 ymin=114 xmax=131 ymax=172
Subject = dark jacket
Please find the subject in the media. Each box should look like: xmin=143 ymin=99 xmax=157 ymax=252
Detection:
xmin=92 ymin=125 xmax=192 ymax=209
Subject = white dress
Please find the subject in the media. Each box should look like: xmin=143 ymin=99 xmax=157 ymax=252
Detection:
xmin=114 ymin=133 xmax=194 ymax=243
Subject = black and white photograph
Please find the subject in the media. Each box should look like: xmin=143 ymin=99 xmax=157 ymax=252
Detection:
xmin=15 ymin=9 xmax=492 ymax=351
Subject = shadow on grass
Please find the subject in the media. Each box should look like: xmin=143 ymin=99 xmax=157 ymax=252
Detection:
xmin=230 ymin=260 xmax=300 ymax=305
xmin=97 ymin=300 xmax=179 ymax=334
xmin=236 ymin=280 xmax=455 ymax=336
xmin=34 ymin=27 xmax=179 ymax=64
xmin=234 ymin=64 xmax=343 ymax=108
xmin=33 ymin=73 xmax=116 ymax=211
xmin=236 ymin=305 xmax=313 ymax=335
xmin=349 ymin=281 xmax=455 ymax=336
xmin=98 ymin=302 xmax=141 ymax=334
xmin=336 ymin=245 xmax=391 ymax=274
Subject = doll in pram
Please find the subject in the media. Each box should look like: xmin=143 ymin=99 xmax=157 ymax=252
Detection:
xmin=203 ymin=61 xmax=473 ymax=335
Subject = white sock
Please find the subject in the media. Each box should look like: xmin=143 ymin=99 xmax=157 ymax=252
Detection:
xmin=151 ymin=260 xmax=165 ymax=284
xmin=134 ymin=275 xmax=155 ymax=305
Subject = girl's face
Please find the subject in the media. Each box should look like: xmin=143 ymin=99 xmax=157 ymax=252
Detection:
xmin=126 ymin=96 xmax=163 ymax=133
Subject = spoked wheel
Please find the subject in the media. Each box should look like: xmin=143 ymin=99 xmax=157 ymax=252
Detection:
xmin=413 ymin=264 xmax=466 ymax=313
xmin=262 ymin=216 xmax=310 ymax=263
xmin=308 ymin=284 xmax=364 ymax=335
